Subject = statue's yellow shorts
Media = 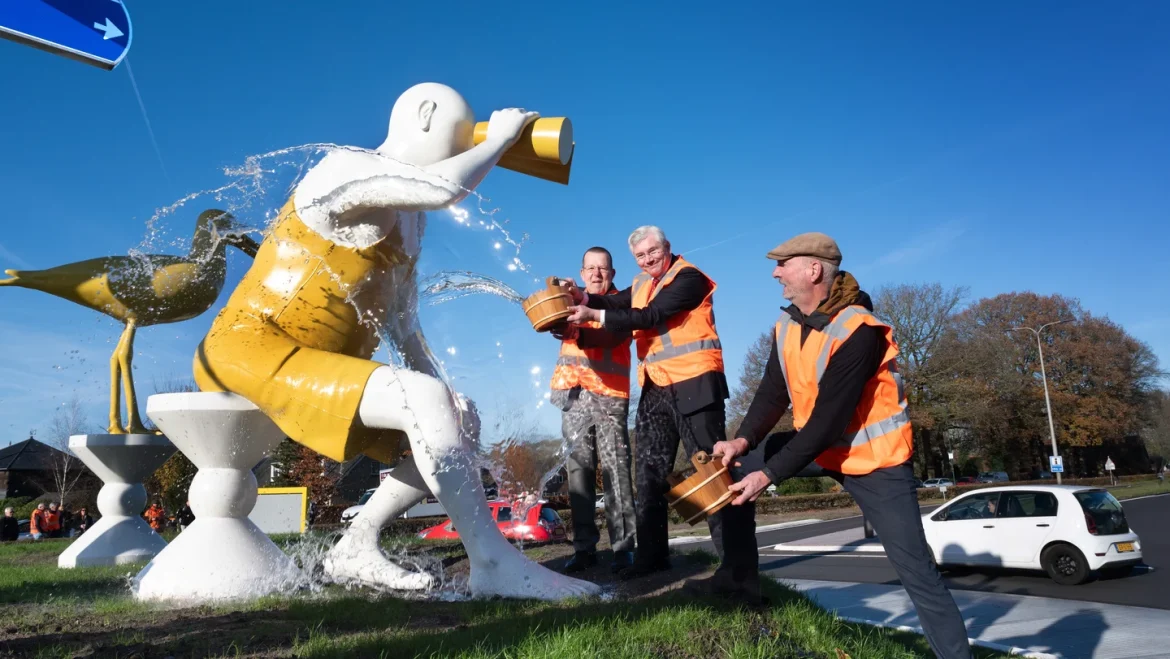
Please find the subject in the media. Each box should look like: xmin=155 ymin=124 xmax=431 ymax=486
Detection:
xmin=193 ymin=316 xmax=406 ymax=465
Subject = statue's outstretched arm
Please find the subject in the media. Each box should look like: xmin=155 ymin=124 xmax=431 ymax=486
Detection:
xmin=311 ymin=109 xmax=538 ymax=215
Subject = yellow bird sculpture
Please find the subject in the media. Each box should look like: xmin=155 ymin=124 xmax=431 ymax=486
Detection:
xmin=0 ymin=209 xmax=260 ymax=434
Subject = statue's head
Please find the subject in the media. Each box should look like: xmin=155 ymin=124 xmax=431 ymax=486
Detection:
xmin=378 ymin=83 xmax=475 ymax=166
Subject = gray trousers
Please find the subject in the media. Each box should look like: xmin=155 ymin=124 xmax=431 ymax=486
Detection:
xmin=763 ymin=433 xmax=972 ymax=659
xmin=554 ymin=387 xmax=637 ymax=553
xmin=844 ymin=464 xmax=972 ymax=659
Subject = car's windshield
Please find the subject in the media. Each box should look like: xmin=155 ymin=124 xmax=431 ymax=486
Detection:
xmin=357 ymin=490 xmax=375 ymax=505
xmin=1075 ymin=489 xmax=1129 ymax=535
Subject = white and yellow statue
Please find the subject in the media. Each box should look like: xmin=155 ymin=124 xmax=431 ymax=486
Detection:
xmin=193 ymin=82 xmax=594 ymax=599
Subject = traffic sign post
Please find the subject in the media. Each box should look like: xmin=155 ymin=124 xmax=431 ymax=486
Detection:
xmin=1049 ymin=455 xmax=1064 ymax=474
xmin=0 ymin=0 xmax=132 ymax=70
xmin=1105 ymin=457 xmax=1116 ymax=485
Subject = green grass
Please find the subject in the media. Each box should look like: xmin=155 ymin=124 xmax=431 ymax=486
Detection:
xmin=1107 ymin=479 xmax=1169 ymax=500
xmin=0 ymin=537 xmax=1009 ymax=658
xmin=284 ymin=585 xmax=999 ymax=659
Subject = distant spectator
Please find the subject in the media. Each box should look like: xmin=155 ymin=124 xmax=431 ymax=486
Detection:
xmin=59 ymin=504 xmax=74 ymax=537
xmin=144 ymin=501 xmax=166 ymax=533
xmin=30 ymin=503 xmax=46 ymax=540
xmin=1 ymin=507 xmax=18 ymax=542
xmin=44 ymin=503 xmax=62 ymax=538
xmin=75 ymin=507 xmax=95 ymax=535
xmin=176 ymin=501 xmax=195 ymax=530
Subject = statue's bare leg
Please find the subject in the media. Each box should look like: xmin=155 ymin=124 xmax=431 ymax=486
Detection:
xmin=322 ymin=455 xmax=436 ymax=590
xmin=340 ymin=366 xmax=600 ymax=600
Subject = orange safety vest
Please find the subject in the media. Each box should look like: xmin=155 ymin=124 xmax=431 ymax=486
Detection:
xmin=775 ymin=305 xmax=913 ymax=475
xmin=630 ymin=255 xmax=724 ymax=387
xmin=550 ymin=288 xmax=632 ymax=399
xmin=144 ymin=506 xmax=165 ymax=531
xmin=30 ymin=509 xmax=43 ymax=534
xmin=43 ymin=511 xmax=60 ymax=532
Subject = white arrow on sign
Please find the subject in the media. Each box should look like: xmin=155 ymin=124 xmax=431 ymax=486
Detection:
xmin=93 ymin=18 xmax=124 ymax=41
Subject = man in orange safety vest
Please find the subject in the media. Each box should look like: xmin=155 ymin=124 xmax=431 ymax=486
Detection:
xmin=713 ymin=232 xmax=972 ymax=658
xmin=550 ymin=246 xmax=637 ymax=574
xmin=566 ymin=226 xmax=738 ymax=585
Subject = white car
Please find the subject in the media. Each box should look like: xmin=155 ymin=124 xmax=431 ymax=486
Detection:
xmin=921 ymin=485 xmax=1142 ymax=585
xmin=922 ymin=478 xmax=954 ymax=489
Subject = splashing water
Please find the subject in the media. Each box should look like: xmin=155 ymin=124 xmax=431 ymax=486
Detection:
xmin=80 ymin=141 xmax=578 ymax=599
xmin=420 ymin=271 xmax=526 ymax=306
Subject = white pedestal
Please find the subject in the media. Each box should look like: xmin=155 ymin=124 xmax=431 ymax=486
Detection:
xmin=132 ymin=392 xmax=304 ymax=603
xmin=58 ymin=434 xmax=175 ymax=568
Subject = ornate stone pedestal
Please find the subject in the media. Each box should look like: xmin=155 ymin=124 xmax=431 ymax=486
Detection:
xmin=58 ymin=433 xmax=176 ymax=568
xmin=132 ymin=392 xmax=303 ymax=603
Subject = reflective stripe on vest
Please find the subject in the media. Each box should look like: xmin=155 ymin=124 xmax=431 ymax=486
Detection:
xmin=555 ymin=354 xmax=629 ymax=376
xmin=630 ymin=256 xmax=724 ymax=387
xmin=775 ymin=305 xmax=913 ymax=474
xmin=550 ymin=288 xmax=631 ymax=398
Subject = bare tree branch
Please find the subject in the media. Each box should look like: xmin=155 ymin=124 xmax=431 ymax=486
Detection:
xmin=43 ymin=395 xmax=93 ymax=504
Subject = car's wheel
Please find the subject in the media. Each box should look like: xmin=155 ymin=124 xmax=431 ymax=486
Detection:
xmin=1041 ymin=544 xmax=1090 ymax=585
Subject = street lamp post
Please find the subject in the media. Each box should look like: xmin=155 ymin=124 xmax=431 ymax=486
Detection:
xmin=1011 ymin=319 xmax=1072 ymax=485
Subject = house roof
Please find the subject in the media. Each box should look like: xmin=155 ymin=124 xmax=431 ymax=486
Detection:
xmin=0 ymin=438 xmax=64 ymax=472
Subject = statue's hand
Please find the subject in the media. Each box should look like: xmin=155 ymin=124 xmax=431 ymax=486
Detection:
xmin=486 ymin=108 xmax=540 ymax=147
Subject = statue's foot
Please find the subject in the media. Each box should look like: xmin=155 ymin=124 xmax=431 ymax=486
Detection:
xmin=322 ymin=544 xmax=436 ymax=591
xmin=469 ymin=548 xmax=602 ymax=601
xmin=106 ymin=423 xmax=126 ymax=435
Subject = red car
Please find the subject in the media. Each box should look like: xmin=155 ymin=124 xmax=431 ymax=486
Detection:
xmin=417 ymin=500 xmax=568 ymax=543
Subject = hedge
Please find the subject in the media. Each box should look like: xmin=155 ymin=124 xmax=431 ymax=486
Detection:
xmin=316 ymin=474 xmax=1163 ymax=537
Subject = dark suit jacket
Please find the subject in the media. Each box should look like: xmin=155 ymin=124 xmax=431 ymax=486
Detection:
xmin=585 ymin=255 xmax=728 ymax=416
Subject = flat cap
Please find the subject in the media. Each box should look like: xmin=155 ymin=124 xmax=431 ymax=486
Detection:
xmin=766 ymin=232 xmax=842 ymax=265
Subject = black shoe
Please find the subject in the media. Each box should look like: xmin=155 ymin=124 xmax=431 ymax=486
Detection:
xmin=611 ymin=550 xmax=635 ymax=573
xmin=617 ymin=556 xmax=671 ymax=581
xmin=563 ymin=550 xmax=597 ymax=574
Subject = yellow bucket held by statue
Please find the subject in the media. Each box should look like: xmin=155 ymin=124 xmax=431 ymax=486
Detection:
xmin=473 ymin=117 xmax=574 ymax=185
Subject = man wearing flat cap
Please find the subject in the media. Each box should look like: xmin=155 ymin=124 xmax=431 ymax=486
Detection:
xmin=711 ymin=232 xmax=972 ymax=658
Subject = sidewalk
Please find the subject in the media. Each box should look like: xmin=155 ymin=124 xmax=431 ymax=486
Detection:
xmin=667 ymin=518 xmax=823 ymax=546
xmin=779 ymin=578 xmax=1170 ymax=659
xmin=769 ymin=525 xmax=882 ymax=552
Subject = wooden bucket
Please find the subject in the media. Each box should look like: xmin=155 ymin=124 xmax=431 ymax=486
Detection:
xmin=666 ymin=451 xmax=735 ymax=526
xmin=522 ymin=276 xmax=574 ymax=332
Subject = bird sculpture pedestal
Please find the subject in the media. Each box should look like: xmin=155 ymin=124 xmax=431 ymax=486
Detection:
xmin=132 ymin=392 xmax=303 ymax=603
xmin=58 ymin=433 xmax=175 ymax=568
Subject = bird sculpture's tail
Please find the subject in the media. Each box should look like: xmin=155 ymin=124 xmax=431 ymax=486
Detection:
xmin=0 ymin=269 xmax=22 ymax=286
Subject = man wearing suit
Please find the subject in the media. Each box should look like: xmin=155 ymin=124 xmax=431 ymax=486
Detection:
xmin=566 ymin=226 xmax=751 ymax=594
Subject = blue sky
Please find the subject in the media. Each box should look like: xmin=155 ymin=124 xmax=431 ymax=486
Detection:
xmin=1 ymin=1 xmax=1167 ymax=447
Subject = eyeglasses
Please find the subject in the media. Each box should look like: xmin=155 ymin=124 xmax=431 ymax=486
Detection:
xmin=633 ymin=246 xmax=666 ymax=263
xmin=581 ymin=266 xmax=613 ymax=274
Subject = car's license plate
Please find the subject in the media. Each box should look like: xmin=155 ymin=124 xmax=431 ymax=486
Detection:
xmin=1116 ymin=542 xmax=1135 ymax=553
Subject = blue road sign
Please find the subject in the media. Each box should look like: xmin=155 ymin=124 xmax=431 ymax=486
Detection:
xmin=1050 ymin=455 xmax=1064 ymax=474
xmin=0 ymin=0 xmax=132 ymax=70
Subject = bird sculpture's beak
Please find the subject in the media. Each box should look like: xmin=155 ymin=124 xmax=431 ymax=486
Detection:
xmin=231 ymin=234 xmax=261 ymax=258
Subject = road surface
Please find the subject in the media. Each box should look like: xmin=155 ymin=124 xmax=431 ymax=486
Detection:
xmin=697 ymin=492 xmax=1169 ymax=609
